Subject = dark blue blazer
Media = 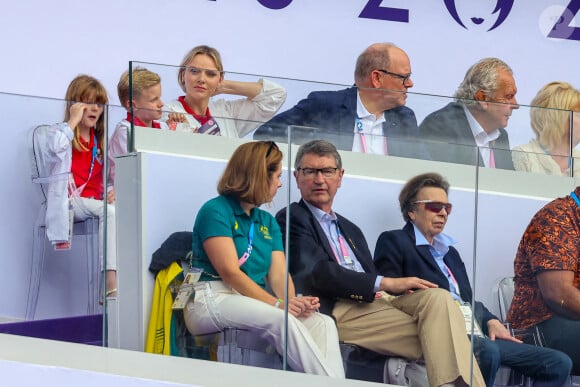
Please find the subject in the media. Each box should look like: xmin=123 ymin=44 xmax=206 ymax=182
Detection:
xmin=254 ymin=87 xmax=429 ymax=160
xmin=276 ymin=200 xmax=378 ymax=316
xmin=373 ymin=222 xmax=498 ymax=334
xmin=419 ymin=102 xmax=514 ymax=170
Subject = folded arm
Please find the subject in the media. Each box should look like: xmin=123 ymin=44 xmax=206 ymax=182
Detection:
xmin=537 ymin=269 xmax=580 ymax=320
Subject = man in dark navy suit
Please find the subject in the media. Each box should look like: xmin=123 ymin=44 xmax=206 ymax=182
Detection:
xmin=374 ymin=172 xmax=572 ymax=387
xmin=254 ymin=43 xmax=428 ymax=160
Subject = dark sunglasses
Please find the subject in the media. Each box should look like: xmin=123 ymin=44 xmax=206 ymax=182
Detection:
xmin=264 ymin=141 xmax=279 ymax=158
xmin=413 ymin=200 xmax=452 ymax=215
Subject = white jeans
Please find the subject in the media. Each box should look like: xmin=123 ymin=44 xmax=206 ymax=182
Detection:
xmin=184 ymin=281 xmax=345 ymax=378
xmin=71 ymin=196 xmax=117 ymax=271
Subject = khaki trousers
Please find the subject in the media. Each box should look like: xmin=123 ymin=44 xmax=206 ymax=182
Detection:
xmin=332 ymin=288 xmax=485 ymax=387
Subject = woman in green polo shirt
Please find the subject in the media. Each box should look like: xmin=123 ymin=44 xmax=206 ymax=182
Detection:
xmin=183 ymin=141 xmax=345 ymax=378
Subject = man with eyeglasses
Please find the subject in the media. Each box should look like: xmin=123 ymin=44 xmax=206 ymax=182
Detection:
xmin=276 ymin=140 xmax=486 ymax=387
xmin=374 ymin=172 xmax=572 ymax=387
xmin=419 ymin=58 xmax=517 ymax=169
xmin=254 ymin=43 xmax=428 ymax=160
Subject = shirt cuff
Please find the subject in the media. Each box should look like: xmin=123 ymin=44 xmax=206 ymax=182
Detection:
xmin=374 ymin=275 xmax=383 ymax=292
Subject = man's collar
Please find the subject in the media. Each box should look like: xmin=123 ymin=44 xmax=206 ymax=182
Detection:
xmin=303 ymin=200 xmax=336 ymax=222
xmin=356 ymin=90 xmax=374 ymax=120
xmin=462 ymin=105 xmax=500 ymax=146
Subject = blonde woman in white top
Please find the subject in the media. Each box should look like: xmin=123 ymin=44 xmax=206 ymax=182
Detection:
xmin=165 ymin=45 xmax=286 ymax=138
xmin=512 ymin=81 xmax=580 ymax=176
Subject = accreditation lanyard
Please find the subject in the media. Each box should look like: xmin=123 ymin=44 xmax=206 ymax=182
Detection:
xmin=356 ymin=116 xmax=388 ymax=155
xmin=71 ymin=130 xmax=101 ymax=197
xmin=330 ymin=221 xmax=355 ymax=268
xmin=443 ymin=263 xmax=462 ymax=301
xmin=570 ymin=191 xmax=580 ymax=208
xmin=238 ymin=222 xmax=254 ymax=267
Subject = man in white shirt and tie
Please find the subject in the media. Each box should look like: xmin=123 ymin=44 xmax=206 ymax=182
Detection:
xmin=419 ymin=57 xmax=518 ymax=169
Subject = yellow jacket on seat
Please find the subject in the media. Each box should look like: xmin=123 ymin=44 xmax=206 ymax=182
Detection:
xmin=145 ymin=261 xmax=183 ymax=355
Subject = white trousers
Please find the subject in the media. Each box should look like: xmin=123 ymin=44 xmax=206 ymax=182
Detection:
xmin=183 ymin=281 xmax=345 ymax=378
xmin=71 ymin=196 xmax=117 ymax=271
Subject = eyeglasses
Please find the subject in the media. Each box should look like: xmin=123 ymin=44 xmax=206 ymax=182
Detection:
xmin=297 ymin=167 xmax=339 ymax=179
xmin=264 ymin=141 xmax=279 ymax=158
xmin=413 ymin=200 xmax=452 ymax=215
xmin=186 ymin=67 xmax=223 ymax=78
xmin=377 ymin=69 xmax=412 ymax=85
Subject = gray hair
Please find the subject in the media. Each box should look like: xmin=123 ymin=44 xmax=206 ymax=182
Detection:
xmin=354 ymin=43 xmax=398 ymax=85
xmin=294 ymin=140 xmax=342 ymax=170
xmin=454 ymin=58 xmax=513 ymax=103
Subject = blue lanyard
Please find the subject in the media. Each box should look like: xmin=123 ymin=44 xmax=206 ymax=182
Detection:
xmin=87 ymin=132 xmax=102 ymax=179
xmin=80 ymin=131 xmax=101 ymax=190
xmin=238 ymin=222 xmax=254 ymax=266
xmin=355 ymin=116 xmax=363 ymax=133
xmin=571 ymin=191 xmax=580 ymax=208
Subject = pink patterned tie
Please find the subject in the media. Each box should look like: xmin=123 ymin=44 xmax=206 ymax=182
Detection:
xmin=489 ymin=148 xmax=496 ymax=169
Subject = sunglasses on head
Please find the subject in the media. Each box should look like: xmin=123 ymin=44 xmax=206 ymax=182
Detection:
xmin=413 ymin=200 xmax=452 ymax=215
xmin=264 ymin=141 xmax=279 ymax=158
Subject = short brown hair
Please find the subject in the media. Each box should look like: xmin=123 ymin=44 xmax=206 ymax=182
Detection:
xmin=218 ymin=141 xmax=282 ymax=206
xmin=117 ymin=67 xmax=161 ymax=108
xmin=399 ymin=173 xmax=450 ymax=222
xmin=294 ymin=139 xmax=342 ymax=170
xmin=177 ymin=45 xmax=224 ymax=93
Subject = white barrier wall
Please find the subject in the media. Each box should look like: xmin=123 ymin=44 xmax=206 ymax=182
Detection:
xmin=0 ymin=333 xmax=382 ymax=387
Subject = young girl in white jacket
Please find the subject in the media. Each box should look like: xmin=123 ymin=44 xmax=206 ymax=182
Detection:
xmin=47 ymin=75 xmax=117 ymax=298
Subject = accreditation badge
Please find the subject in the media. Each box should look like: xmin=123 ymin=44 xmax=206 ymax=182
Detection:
xmin=457 ymin=301 xmax=484 ymax=337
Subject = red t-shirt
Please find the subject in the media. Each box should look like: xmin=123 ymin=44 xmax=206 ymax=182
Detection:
xmin=71 ymin=128 xmax=104 ymax=200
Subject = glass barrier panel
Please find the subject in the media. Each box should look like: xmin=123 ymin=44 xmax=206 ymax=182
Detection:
xmin=0 ymin=92 xmax=107 ymax=348
xmin=4 ymin=63 xmax=576 ymax=383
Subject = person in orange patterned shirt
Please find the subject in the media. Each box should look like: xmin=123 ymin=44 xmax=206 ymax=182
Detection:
xmin=507 ymin=186 xmax=580 ymax=374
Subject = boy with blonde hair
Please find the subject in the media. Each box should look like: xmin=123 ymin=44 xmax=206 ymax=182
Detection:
xmin=109 ymin=67 xmax=168 ymax=184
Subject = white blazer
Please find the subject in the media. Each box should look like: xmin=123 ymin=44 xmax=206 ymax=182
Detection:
xmin=36 ymin=123 xmax=74 ymax=243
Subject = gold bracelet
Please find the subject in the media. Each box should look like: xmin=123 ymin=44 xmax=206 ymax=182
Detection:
xmin=106 ymin=288 xmax=118 ymax=297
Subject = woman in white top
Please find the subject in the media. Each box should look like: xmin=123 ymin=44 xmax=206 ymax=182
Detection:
xmin=165 ymin=45 xmax=286 ymax=138
xmin=512 ymin=81 xmax=580 ymax=176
